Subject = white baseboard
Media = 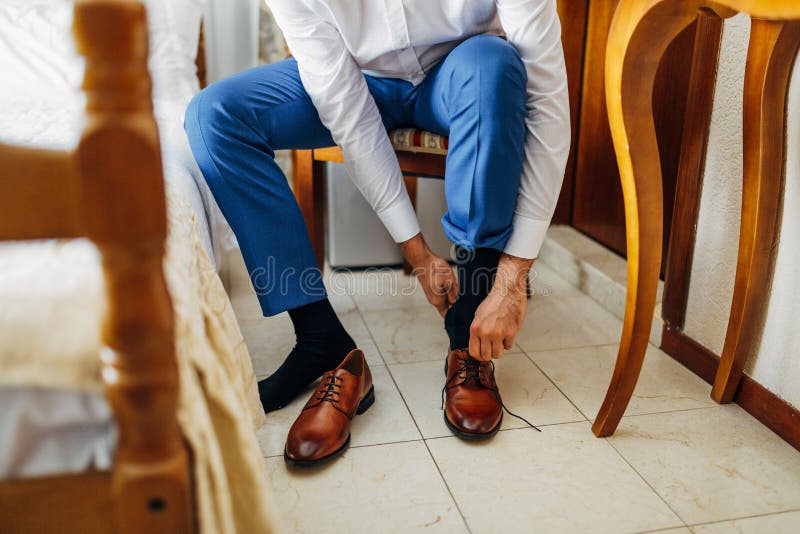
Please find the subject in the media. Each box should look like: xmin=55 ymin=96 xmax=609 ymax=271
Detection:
xmin=538 ymin=225 xmax=664 ymax=347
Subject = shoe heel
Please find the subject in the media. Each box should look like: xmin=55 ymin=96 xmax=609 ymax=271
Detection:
xmin=356 ymin=386 xmax=375 ymax=415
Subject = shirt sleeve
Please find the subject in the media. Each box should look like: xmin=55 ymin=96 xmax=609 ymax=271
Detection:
xmin=496 ymin=0 xmax=571 ymax=259
xmin=267 ymin=0 xmax=420 ymax=243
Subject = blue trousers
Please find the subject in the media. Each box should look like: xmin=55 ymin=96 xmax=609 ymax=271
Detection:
xmin=185 ymin=35 xmax=527 ymax=316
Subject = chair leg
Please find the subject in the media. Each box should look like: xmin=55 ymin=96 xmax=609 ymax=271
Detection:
xmin=592 ymin=0 xmax=700 ymax=437
xmin=711 ymin=20 xmax=800 ymax=403
xmin=292 ymin=149 xmax=326 ymax=271
xmin=402 ymin=176 xmax=418 ymax=275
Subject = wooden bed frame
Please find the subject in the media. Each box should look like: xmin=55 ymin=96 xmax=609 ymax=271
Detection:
xmin=0 ymin=1 xmax=193 ymax=531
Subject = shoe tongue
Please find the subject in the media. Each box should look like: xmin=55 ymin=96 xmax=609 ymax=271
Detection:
xmin=332 ymin=367 xmax=355 ymax=380
xmin=461 ymin=358 xmax=484 ymax=384
xmin=338 ymin=349 xmax=364 ymax=376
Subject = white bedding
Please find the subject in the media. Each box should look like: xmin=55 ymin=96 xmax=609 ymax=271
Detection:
xmin=0 ymin=387 xmax=114 ymax=477
xmin=0 ymin=0 xmax=219 ymax=263
xmin=0 ymin=0 xmax=224 ymax=478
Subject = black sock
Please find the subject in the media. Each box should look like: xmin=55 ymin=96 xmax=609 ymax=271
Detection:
xmin=444 ymin=246 xmax=502 ymax=350
xmin=258 ymin=298 xmax=356 ymax=413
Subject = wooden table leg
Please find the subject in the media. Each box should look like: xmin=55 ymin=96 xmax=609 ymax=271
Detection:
xmin=712 ymin=19 xmax=800 ymax=403
xmin=293 ymin=149 xmax=327 ymax=271
xmin=593 ymin=0 xmax=703 ymax=437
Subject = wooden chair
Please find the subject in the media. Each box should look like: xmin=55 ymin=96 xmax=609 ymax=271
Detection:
xmin=595 ymin=0 xmax=800 ymax=437
xmin=293 ymin=129 xmax=449 ymax=271
xmin=0 ymin=0 xmax=193 ymax=531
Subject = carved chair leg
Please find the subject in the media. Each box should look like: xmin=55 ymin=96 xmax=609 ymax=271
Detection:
xmin=711 ymin=20 xmax=800 ymax=403
xmin=402 ymin=175 xmax=418 ymax=275
xmin=592 ymin=0 xmax=701 ymax=437
xmin=293 ymin=150 xmax=327 ymax=271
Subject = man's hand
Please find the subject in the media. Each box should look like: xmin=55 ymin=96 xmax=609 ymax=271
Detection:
xmin=399 ymin=233 xmax=458 ymax=317
xmin=469 ymin=253 xmax=533 ymax=361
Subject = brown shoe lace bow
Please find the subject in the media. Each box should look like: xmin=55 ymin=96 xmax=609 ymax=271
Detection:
xmin=441 ymin=354 xmax=541 ymax=432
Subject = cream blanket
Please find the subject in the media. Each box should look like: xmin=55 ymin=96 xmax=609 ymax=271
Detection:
xmin=0 ymin=188 xmax=279 ymax=533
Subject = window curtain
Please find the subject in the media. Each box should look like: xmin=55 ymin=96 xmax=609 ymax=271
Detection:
xmin=203 ymin=0 xmax=260 ymax=83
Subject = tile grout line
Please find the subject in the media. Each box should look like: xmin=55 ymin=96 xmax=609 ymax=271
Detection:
xmin=352 ymin=293 xmax=474 ymax=534
xmin=417 ymin=439 xmax=474 ymax=534
xmin=262 ymin=437 xmax=428 ymax=459
xmin=515 ymin=345 xmax=689 ymax=529
xmin=618 ymin=404 xmax=724 ymax=420
xmin=603 ymin=437 xmax=690 ymax=529
xmin=683 ymin=507 xmax=800 ymax=530
xmin=512 ymin=339 xmax=631 ymax=358
xmin=518 ymin=348 xmax=592 ymax=422
xmin=385 ymin=351 xmax=526 ymax=367
xmin=373 ymin=340 xmax=638 ymax=367
xmin=422 ymin=421 xmax=582 ymax=443
xmin=520 ymin=349 xmax=726 ymax=423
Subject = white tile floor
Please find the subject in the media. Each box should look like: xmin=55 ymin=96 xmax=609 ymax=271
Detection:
xmin=226 ymin=251 xmax=800 ymax=534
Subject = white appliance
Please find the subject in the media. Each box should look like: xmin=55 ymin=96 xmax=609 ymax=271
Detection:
xmin=325 ymin=162 xmax=453 ymax=268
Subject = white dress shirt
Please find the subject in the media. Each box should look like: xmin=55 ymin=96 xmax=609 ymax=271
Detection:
xmin=267 ymin=0 xmax=570 ymax=259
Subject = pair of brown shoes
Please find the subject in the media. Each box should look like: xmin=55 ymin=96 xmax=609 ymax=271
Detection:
xmin=284 ymin=347 xmax=511 ymax=467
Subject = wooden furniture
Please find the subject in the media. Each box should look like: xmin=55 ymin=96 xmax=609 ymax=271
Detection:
xmin=556 ymin=0 xmax=713 ymax=275
xmin=595 ymin=0 xmax=800 ymax=437
xmin=0 ymin=0 xmax=193 ymax=531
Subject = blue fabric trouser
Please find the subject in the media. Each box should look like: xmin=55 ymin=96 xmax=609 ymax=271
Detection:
xmin=185 ymin=35 xmax=527 ymax=316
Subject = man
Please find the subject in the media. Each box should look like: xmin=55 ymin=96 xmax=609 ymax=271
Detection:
xmin=185 ymin=0 xmax=569 ymax=465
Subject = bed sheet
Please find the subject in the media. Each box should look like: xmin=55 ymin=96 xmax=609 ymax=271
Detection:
xmin=0 ymin=0 xmax=221 ymax=264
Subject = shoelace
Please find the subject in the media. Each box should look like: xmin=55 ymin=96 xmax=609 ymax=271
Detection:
xmin=441 ymin=356 xmax=541 ymax=432
xmin=316 ymin=374 xmax=343 ymax=404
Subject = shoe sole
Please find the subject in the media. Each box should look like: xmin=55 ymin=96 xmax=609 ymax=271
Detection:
xmin=284 ymin=385 xmax=375 ymax=468
xmin=443 ymin=411 xmax=503 ymax=440
xmin=442 ymin=357 xmax=502 ymax=440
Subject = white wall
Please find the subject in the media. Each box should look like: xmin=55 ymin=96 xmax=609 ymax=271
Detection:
xmin=684 ymin=14 xmax=800 ymax=409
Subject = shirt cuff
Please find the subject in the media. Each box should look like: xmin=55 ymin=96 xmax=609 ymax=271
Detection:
xmin=503 ymin=215 xmax=551 ymax=259
xmin=376 ymin=197 xmax=421 ymax=243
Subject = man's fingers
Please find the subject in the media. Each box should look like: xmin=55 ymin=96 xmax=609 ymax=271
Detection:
xmin=468 ymin=329 xmax=481 ymax=360
xmin=503 ymin=336 xmax=515 ymax=351
xmin=447 ymin=276 xmax=459 ymax=305
xmin=479 ymin=333 xmax=493 ymax=361
xmin=432 ymin=296 xmax=449 ymax=317
xmin=482 ymin=340 xmax=493 ymax=361
xmin=492 ymin=338 xmax=504 ymax=359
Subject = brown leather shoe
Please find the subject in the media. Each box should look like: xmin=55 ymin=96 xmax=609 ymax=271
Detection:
xmin=443 ymin=349 xmax=503 ymax=439
xmin=284 ymin=349 xmax=374 ymax=467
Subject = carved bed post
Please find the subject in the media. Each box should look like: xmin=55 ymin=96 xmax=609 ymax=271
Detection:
xmin=73 ymin=1 xmax=192 ymax=532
